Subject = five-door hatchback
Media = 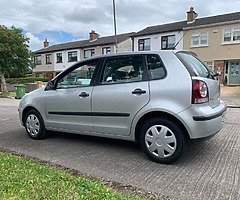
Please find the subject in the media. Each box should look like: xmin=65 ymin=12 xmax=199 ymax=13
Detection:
xmin=19 ymin=51 xmax=227 ymax=164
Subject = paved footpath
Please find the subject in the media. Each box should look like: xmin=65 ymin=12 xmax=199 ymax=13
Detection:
xmin=0 ymin=98 xmax=239 ymax=200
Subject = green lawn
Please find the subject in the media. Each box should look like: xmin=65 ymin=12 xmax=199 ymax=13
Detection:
xmin=0 ymin=92 xmax=16 ymax=98
xmin=0 ymin=151 xmax=144 ymax=200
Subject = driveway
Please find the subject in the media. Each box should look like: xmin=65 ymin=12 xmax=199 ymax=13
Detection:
xmin=0 ymin=97 xmax=239 ymax=200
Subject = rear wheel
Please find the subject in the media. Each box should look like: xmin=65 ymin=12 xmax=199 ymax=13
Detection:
xmin=24 ymin=110 xmax=47 ymax=140
xmin=140 ymin=117 xmax=187 ymax=164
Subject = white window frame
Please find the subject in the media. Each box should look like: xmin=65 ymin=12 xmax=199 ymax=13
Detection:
xmin=138 ymin=38 xmax=151 ymax=51
xmin=68 ymin=51 xmax=78 ymax=62
xmin=56 ymin=52 xmax=63 ymax=63
xmin=191 ymin=32 xmax=208 ymax=47
xmin=222 ymin=27 xmax=240 ymax=44
xmin=84 ymin=49 xmax=95 ymax=58
xmin=204 ymin=61 xmax=214 ymax=71
xmin=46 ymin=54 xmax=52 ymax=64
xmin=34 ymin=55 xmax=42 ymax=65
xmin=102 ymin=47 xmax=111 ymax=55
xmin=161 ymin=35 xmax=175 ymax=50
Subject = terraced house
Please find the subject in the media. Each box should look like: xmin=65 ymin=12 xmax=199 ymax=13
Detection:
xmin=33 ymin=31 xmax=133 ymax=79
xmin=131 ymin=8 xmax=240 ymax=85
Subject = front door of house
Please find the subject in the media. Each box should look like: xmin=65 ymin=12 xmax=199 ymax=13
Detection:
xmin=229 ymin=62 xmax=240 ymax=85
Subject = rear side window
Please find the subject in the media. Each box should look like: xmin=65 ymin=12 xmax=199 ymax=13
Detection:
xmin=147 ymin=54 xmax=166 ymax=80
xmin=176 ymin=52 xmax=213 ymax=78
xmin=101 ymin=55 xmax=144 ymax=84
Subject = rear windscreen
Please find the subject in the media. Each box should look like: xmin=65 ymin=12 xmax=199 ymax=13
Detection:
xmin=176 ymin=51 xmax=214 ymax=79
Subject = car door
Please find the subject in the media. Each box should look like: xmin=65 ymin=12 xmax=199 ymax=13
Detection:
xmin=92 ymin=54 xmax=150 ymax=136
xmin=45 ymin=59 xmax=100 ymax=133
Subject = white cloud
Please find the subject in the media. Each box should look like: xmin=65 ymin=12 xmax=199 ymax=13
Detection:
xmin=1 ymin=0 xmax=240 ymax=50
xmin=25 ymin=32 xmax=43 ymax=51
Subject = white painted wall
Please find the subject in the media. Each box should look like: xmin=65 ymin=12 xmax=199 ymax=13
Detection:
xmin=53 ymin=49 xmax=81 ymax=72
xmin=133 ymin=31 xmax=184 ymax=51
xmin=117 ymin=38 xmax=132 ymax=52
xmin=36 ymin=38 xmax=132 ymax=74
xmin=33 ymin=53 xmax=54 ymax=72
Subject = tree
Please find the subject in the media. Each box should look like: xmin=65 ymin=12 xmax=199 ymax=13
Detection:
xmin=0 ymin=25 xmax=31 ymax=92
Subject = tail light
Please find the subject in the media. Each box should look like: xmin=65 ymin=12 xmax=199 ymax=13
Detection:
xmin=192 ymin=80 xmax=209 ymax=104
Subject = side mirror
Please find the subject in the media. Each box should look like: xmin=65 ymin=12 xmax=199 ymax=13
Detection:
xmin=45 ymin=81 xmax=54 ymax=91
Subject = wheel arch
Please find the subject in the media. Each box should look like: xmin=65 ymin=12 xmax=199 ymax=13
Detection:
xmin=134 ymin=111 xmax=190 ymax=143
xmin=22 ymin=106 xmax=42 ymax=124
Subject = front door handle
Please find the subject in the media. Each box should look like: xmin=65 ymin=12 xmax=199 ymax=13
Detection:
xmin=132 ymin=88 xmax=146 ymax=95
xmin=79 ymin=92 xmax=89 ymax=98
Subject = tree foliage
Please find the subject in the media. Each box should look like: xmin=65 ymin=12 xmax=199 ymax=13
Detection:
xmin=0 ymin=25 xmax=31 ymax=91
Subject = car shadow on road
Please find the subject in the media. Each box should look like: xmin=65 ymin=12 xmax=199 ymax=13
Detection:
xmin=47 ymin=131 xmax=142 ymax=151
xmin=46 ymin=131 xmax=213 ymax=165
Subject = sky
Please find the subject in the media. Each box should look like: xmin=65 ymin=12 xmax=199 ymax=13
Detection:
xmin=1 ymin=0 xmax=240 ymax=51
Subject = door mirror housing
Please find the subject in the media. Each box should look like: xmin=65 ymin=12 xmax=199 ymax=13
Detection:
xmin=45 ymin=81 xmax=55 ymax=91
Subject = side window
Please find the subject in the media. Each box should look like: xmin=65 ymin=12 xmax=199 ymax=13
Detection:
xmin=176 ymin=52 xmax=213 ymax=78
xmin=57 ymin=60 xmax=98 ymax=89
xmin=101 ymin=55 xmax=144 ymax=84
xmin=147 ymin=55 xmax=166 ymax=80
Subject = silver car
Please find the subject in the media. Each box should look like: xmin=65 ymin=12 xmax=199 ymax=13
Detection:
xmin=18 ymin=51 xmax=227 ymax=164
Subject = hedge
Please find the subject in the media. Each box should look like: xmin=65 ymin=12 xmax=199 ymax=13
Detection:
xmin=6 ymin=77 xmax=49 ymax=84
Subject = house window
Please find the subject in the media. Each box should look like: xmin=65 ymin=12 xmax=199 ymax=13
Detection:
xmin=34 ymin=55 xmax=41 ymax=65
xmin=191 ymin=32 xmax=208 ymax=46
xmin=223 ymin=28 xmax=240 ymax=42
xmin=46 ymin=54 xmax=51 ymax=64
xmin=68 ymin=51 xmax=78 ymax=62
xmin=102 ymin=47 xmax=111 ymax=55
xmin=56 ymin=53 xmax=62 ymax=63
xmin=204 ymin=61 xmax=214 ymax=71
xmin=138 ymin=38 xmax=151 ymax=51
xmin=161 ymin=35 xmax=175 ymax=50
xmin=84 ymin=49 xmax=95 ymax=58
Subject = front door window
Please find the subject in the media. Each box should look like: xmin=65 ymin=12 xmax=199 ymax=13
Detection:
xmin=57 ymin=60 xmax=98 ymax=89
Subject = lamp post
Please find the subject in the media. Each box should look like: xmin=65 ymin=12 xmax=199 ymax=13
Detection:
xmin=113 ymin=0 xmax=118 ymax=53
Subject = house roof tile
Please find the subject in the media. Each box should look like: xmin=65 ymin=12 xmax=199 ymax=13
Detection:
xmin=35 ymin=32 xmax=134 ymax=54
xmin=131 ymin=11 xmax=240 ymax=37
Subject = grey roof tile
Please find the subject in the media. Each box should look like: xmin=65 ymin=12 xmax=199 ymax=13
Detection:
xmin=35 ymin=32 xmax=134 ymax=54
xmin=131 ymin=11 xmax=240 ymax=37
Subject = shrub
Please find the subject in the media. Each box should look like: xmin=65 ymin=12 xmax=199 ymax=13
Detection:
xmin=6 ymin=77 xmax=49 ymax=84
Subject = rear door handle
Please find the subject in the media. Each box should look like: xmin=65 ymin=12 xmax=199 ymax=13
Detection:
xmin=79 ymin=92 xmax=89 ymax=98
xmin=132 ymin=88 xmax=146 ymax=95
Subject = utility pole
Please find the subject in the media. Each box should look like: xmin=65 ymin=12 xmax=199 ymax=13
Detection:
xmin=113 ymin=0 xmax=118 ymax=53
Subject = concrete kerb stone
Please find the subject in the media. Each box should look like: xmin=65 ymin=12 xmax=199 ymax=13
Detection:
xmin=227 ymin=105 xmax=240 ymax=108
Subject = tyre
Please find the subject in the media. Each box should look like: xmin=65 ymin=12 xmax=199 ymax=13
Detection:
xmin=140 ymin=117 xmax=187 ymax=164
xmin=24 ymin=109 xmax=47 ymax=140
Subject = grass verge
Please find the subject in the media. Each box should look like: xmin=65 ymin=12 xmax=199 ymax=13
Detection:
xmin=0 ymin=92 xmax=16 ymax=98
xmin=0 ymin=151 xmax=144 ymax=200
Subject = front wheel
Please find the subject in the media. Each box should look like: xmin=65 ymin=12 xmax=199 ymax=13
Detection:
xmin=140 ymin=117 xmax=187 ymax=164
xmin=24 ymin=110 xmax=47 ymax=140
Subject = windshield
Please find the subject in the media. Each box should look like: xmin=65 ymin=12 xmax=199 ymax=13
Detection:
xmin=176 ymin=51 xmax=215 ymax=79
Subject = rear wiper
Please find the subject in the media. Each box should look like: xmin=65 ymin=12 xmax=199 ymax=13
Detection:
xmin=212 ymin=73 xmax=220 ymax=77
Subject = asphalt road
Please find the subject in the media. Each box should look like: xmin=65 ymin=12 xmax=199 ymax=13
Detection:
xmin=0 ymin=98 xmax=239 ymax=200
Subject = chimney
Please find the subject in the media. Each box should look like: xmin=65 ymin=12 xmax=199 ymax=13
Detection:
xmin=187 ymin=7 xmax=198 ymax=23
xmin=43 ymin=39 xmax=49 ymax=48
xmin=89 ymin=30 xmax=99 ymax=41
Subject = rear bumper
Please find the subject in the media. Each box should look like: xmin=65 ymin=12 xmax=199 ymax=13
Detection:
xmin=192 ymin=106 xmax=227 ymax=121
xmin=178 ymin=100 xmax=227 ymax=139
